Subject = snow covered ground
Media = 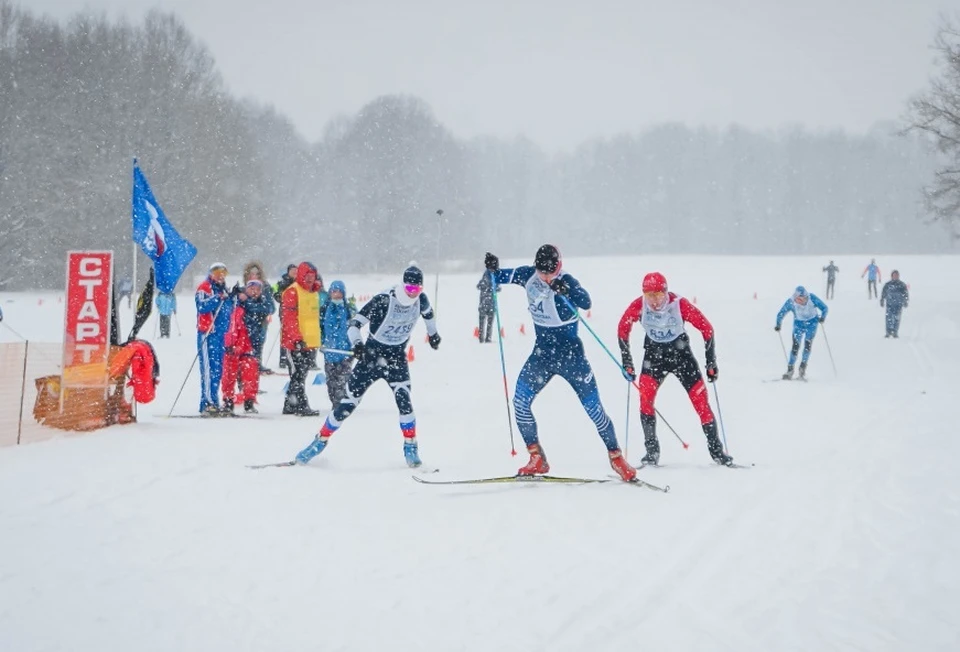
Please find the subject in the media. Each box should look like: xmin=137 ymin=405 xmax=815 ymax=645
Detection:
xmin=1 ymin=254 xmax=958 ymax=652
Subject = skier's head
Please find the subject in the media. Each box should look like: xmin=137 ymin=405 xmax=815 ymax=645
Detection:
xmin=642 ymin=272 xmax=668 ymax=310
xmin=296 ymin=261 xmax=318 ymax=289
xmin=794 ymin=285 xmax=809 ymax=304
xmin=534 ymin=244 xmax=562 ymax=280
xmin=401 ymin=266 xmax=424 ymax=300
xmin=209 ymin=262 xmax=227 ymax=284
xmin=891 ymin=270 xmax=899 ymax=280
xmin=329 ymin=280 xmax=346 ymax=304
xmin=286 ymin=264 xmax=297 ymax=277
xmin=245 ymin=279 xmax=263 ymax=299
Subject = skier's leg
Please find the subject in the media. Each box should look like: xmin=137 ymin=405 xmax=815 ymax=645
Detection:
xmin=675 ymin=349 xmax=729 ymax=463
xmin=512 ymin=352 xmax=554 ymax=473
xmin=638 ymin=367 xmax=667 ymax=463
xmin=197 ymin=332 xmax=215 ymax=413
xmin=220 ymin=352 xmax=239 ymax=410
xmin=386 ymin=354 xmax=422 ymax=466
xmin=484 ymin=311 xmax=493 ymax=342
xmin=207 ymin=335 xmax=224 ymax=410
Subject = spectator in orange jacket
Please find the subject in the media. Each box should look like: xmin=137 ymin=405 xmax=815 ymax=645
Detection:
xmin=281 ymin=262 xmax=322 ymax=416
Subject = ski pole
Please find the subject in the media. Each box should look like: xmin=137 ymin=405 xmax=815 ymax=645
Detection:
xmin=1 ymin=321 xmax=29 ymax=342
xmin=174 ymin=311 xmax=182 ymax=336
xmin=561 ymin=295 xmax=690 ymax=449
xmin=265 ymin=325 xmax=281 ymax=364
xmin=821 ymin=323 xmax=838 ymax=378
xmin=319 ymin=347 xmax=355 ymax=356
xmin=624 ymin=382 xmax=631 ymax=459
xmin=777 ymin=328 xmax=788 ymax=364
xmin=711 ymin=382 xmax=729 ymax=454
xmin=490 ymin=271 xmax=517 ymax=456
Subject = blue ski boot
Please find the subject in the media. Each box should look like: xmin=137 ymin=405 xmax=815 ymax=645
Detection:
xmin=403 ymin=441 xmax=422 ymax=468
xmin=295 ymin=437 xmax=327 ymax=465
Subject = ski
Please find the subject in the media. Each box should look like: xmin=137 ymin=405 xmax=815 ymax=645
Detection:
xmin=247 ymin=461 xmax=297 ymax=469
xmin=607 ymin=475 xmax=670 ymax=492
xmin=412 ymin=473 xmax=608 ymax=486
xmin=639 ymin=462 xmax=753 ymax=471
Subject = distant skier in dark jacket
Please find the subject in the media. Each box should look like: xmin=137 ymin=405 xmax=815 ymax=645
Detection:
xmin=880 ymin=270 xmax=909 ymax=338
xmin=822 ymin=261 xmax=839 ymax=299
xmin=476 ymin=272 xmax=500 ymax=343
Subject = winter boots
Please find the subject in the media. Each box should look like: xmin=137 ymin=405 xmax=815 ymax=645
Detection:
xmin=517 ymin=443 xmax=550 ymax=475
xmin=243 ymin=399 xmax=258 ymax=414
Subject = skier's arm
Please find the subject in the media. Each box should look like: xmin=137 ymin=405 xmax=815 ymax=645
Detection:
xmin=679 ymin=298 xmax=715 ymax=341
xmin=348 ymin=294 xmax=389 ymax=344
xmin=812 ymin=295 xmax=828 ymax=321
xmin=561 ymin=274 xmax=591 ymax=310
xmin=195 ymin=286 xmax=222 ymax=315
xmin=419 ymin=294 xmax=438 ymax=337
xmin=617 ymin=298 xmax=643 ymax=369
xmin=880 ymin=283 xmax=888 ymax=306
xmin=775 ymin=300 xmax=791 ymax=328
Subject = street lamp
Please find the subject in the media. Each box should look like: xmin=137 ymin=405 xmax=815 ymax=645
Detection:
xmin=434 ymin=208 xmax=443 ymax=312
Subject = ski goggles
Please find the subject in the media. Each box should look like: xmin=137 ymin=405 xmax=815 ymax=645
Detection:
xmin=404 ymin=284 xmax=422 ymax=295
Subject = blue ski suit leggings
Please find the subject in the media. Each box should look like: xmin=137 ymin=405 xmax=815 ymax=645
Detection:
xmin=513 ymin=338 xmax=619 ymax=451
xmin=789 ymin=318 xmax=819 ymax=366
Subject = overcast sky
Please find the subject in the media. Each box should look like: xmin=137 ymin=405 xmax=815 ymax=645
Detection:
xmin=26 ymin=0 xmax=955 ymax=150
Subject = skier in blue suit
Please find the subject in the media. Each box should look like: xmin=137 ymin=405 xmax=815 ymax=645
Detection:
xmin=482 ymin=245 xmax=636 ymax=481
xmin=775 ymin=285 xmax=828 ymax=380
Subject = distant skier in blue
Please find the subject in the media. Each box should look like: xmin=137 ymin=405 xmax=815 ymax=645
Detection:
xmin=481 ymin=244 xmax=637 ymax=481
xmin=861 ymin=258 xmax=881 ymax=299
xmin=775 ymin=286 xmax=828 ymax=380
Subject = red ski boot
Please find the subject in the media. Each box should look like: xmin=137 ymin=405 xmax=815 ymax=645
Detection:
xmin=608 ymin=449 xmax=637 ymax=482
xmin=517 ymin=443 xmax=550 ymax=475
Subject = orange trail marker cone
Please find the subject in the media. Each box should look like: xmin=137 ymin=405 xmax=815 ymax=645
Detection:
xmin=407 ymin=346 xmax=415 ymax=362
xmin=753 ymin=292 xmax=758 ymax=300
xmin=500 ymin=327 xmax=505 ymax=338
xmin=587 ymin=310 xmax=592 ymax=318
xmin=519 ymin=323 xmax=526 ymax=335
xmin=473 ymin=326 xmax=480 ymax=339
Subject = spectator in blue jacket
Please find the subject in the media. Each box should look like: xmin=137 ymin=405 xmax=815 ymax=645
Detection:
xmin=880 ymin=270 xmax=909 ymax=338
xmin=155 ymin=291 xmax=177 ymax=338
xmin=775 ymin=285 xmax=828 ymax=380
xmin=320 ymin=280 xmax=356 ymax=406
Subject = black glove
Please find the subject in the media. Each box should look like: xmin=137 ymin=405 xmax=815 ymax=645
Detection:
xmin=352 ymin=341 xmax=365 ymax=358
xmin=428 ymin=333 xmax=441 ymax=350
xmin=549 ymin=277 xmax=570 ymax=295
xmin=621 ymin=365 xmax=636 ymax=382
xmin=818 ymin=316 xmax=825 ymax=323
xmin=774 ymin=324 xmax=781 ymax=332
xmin=230 ymin=282 xmax=242 ymax=297
xmin=484 ymin=252 xmax=499 ymax=272
xmin=294 ymin=340 xmax=307 ymax=352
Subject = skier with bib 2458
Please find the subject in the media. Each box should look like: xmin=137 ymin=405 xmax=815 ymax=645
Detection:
xmin=483 ymin=245 xmax=637 ymax=482
xmin=775 ymin=286 xmax=828 ymax=380
xmin=293 ymin=266 xmax=441 ymax=468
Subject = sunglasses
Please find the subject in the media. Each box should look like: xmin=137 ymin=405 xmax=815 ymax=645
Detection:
xmin=404 ymin=284 xmax=422 ymax=295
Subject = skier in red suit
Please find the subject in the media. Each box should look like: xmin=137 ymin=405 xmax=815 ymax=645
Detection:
xmin=617 ymin=272 xmax=732 ymax=467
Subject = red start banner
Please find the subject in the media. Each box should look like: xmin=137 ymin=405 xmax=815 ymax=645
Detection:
xmin=63 ymin=251 xmax=114 ymax=370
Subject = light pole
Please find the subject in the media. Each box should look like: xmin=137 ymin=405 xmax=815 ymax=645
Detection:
xmin=434 ymin=208 xmax=443 ymax=312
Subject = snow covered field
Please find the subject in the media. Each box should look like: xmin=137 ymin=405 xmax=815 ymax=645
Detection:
xmin=1 ymin=254 xmax=958 ymax=652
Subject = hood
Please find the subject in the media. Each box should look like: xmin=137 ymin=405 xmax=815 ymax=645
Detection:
xmin=296 ymin=262 xmax=321 ymax=291
xmin=329 ymin=280 xmax=346 ymax=295
xmin=243 ymin=260 xmax=265 ymax=284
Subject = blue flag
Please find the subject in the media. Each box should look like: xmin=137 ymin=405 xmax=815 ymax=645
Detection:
xmin=131 ymin=160 xmax=197 ymax=293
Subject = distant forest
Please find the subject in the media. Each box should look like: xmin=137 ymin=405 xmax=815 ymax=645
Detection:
xmin=0 ymin=1 xmax=952 ymax=290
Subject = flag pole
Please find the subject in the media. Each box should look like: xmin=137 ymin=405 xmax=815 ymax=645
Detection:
xmin=131 ymin=158 xmax=137 ymax=295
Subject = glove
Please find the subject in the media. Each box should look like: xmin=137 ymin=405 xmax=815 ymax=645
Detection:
xmin=484 ymin=252 xmax=499 ymax=272
xmin=294 ymin=340 xmax=307 ymax=352
xmin=352 ymin=341 xmax=365 ymax=358
xmin=428 ymin=333 xmax=441 ymax=350
xmin=705 ymin=362 xmax=719 ymax=382
xmin=230 ymin=282 xmax=242 ymax=297
xmin=818 ymin=316 xmax=825 ymax=324
xmin=621 ymin=365 xmax=636 ymax=382
xmin=549 ymin=277 xmax=570 ymax=295
xmin=774 ymin=324 xmax=781 ymax=332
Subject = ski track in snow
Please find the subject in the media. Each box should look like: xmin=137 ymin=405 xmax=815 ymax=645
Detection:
xmin=1 ymin=254 xmax=959 ymax=652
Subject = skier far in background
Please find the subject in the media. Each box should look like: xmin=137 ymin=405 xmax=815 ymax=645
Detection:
xmin=880 ymin=270 xmax=909 ymax=338
xmin=483 ymin=245 xmax=637 ymax=481
xmin=155 ymin=290 xmax=177 ymax=338
xmin=476 ymin=271 xmax=500 ymax=343
xmin=775 ymin=285 xmax=828 ymax=380
xmin=822 ymin=260 xmax=839 ymax=300
xmin=862 ymin=258 xmax=881 ymax=299
xmin=617 ymin=272 xmax=731 ymax=466
xmin=294 ymin=266 xmax=441 ymax=468
xmin=195 ymin=262 xmax=235 ymax=415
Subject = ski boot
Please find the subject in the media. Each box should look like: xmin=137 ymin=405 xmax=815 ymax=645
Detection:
xmin=243 ymin=399 xmax=258 ymax=414
xmin=609 ymin=449 xmax=637 ymax=481
xmin=295 ymin=437 xmax=328 ymax=465
xmin=517 ymin=443 xmax=549 ymax=475
xmin=798 ymin=362 xmax=807 ymax=380
xmin=705 ymin=422 xmax=734 ymax=466
xmin=403 ymin=440 xmax=422 ymax=468
xmin=782 ymin=365 xmax=794 ymax=380
xmin=220 ymin=399 xmax=235 ymax=416
xmin=640 ymin=451 xmax=660 ymax=467
xmin=201 ymin=404 xmax=222 ymax=418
